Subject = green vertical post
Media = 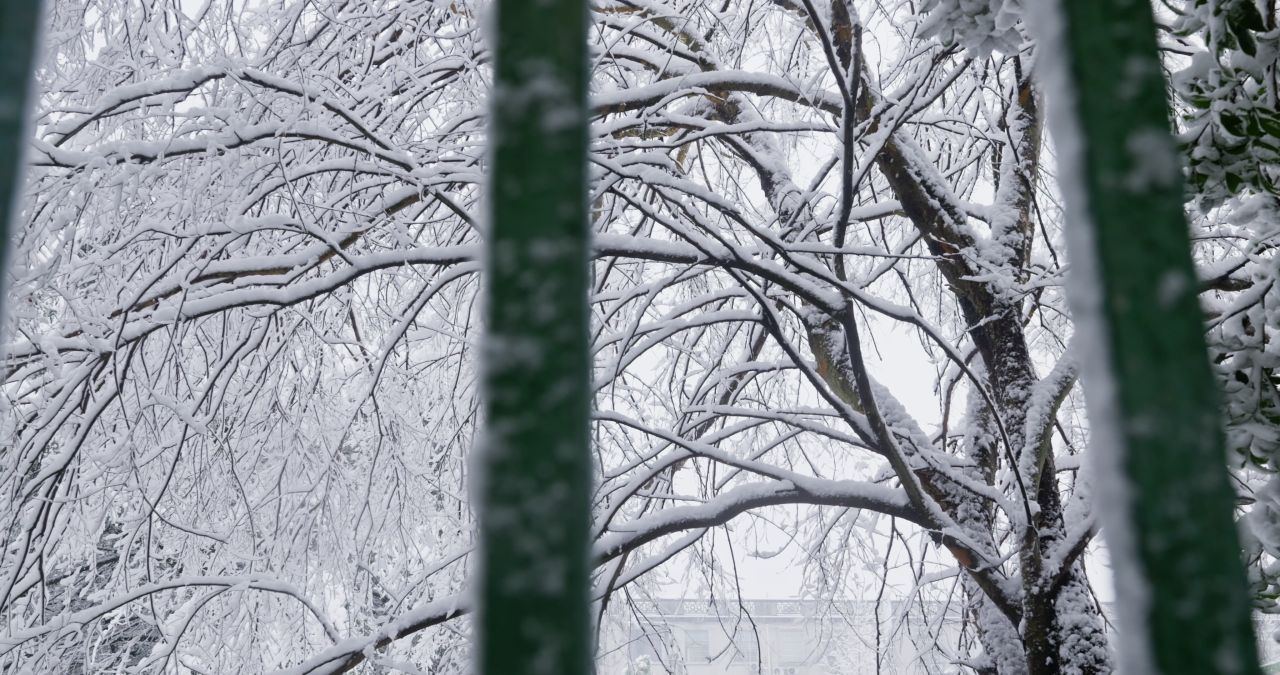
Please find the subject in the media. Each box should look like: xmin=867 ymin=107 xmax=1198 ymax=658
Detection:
xmin=479 ymin=0 xmax=591 ymax=674
xmin=1044 ymin=0 xmax=1262 ymax=672
xmin=0 ymin=1 xmax=43 ymax=339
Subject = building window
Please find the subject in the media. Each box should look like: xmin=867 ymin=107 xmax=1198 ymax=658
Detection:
xmin=685 ymin=628 xmax=710 ymax=663
xmin=631 ymin=626 xmax=675 ymax=665
xmin=775 ymin=627 xmax=809 ymax=665
xmin=730 ymin=634 xmax=761 ymax=666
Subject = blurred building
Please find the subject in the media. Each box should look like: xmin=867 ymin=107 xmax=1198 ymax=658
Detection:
xmin=601 ymin=598 xmax=1280 ymax=674
xmin=599 ymin=598 xmax=963 ymax=675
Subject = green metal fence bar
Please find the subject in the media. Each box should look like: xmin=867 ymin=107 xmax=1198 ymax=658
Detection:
xmin=1044 ymin=0 xmax=1261 ymax=672
xmin=0 ymin=1 xmax=44 ymax=340
xmin=478 ymin=0 xmax=591 ymax=674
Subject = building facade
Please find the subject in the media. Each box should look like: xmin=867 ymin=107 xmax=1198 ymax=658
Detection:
xmin=601 ymin=598 xmax=1280 ymax=674
xmin=601 ymin=598 xmax=963 ymax=675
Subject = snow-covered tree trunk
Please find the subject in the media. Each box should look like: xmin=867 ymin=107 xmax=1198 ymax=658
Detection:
xmin=478 ymin=0 xmax=592 ymax=674
xmin=0 ymin=0 xmax=43 ymax=333
xmin=1037 ymin=0 xmax=1263 ymax=671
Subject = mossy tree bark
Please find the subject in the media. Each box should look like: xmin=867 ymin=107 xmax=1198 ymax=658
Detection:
xmin=478 ymin=1 xmax=592 ymax=674
xmin=0 ymin=1 xmax=44 ymax=338
xmin=1045 ymin=0 xmax=1263 ymax=672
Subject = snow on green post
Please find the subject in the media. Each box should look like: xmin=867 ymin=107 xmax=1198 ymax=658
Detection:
xmin=0 ymin=1 xmax=43 ymax=341
xmin=1038 ymin=0 xmax=1262 ymax=673
xmin=478 ymin=0 xmax=591 ymax=674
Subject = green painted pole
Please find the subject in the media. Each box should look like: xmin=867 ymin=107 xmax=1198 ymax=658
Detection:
xmin=0 ymin=1 xmax=43 ymax=340
xmin=1042 ymin=0 xmax=1262 ymax=672
xmin=478 ymin=0 xmax=591 ymax=674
